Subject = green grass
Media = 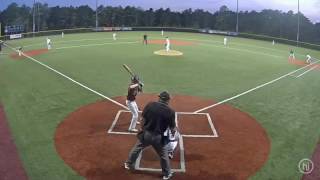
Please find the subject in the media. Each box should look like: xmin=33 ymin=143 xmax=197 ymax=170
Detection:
xmin=0 ymin=31 xmax=320 ymax=180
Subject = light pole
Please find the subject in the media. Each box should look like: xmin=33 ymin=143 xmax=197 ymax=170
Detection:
xmin=296 ymin=0 xmax=300 ymax=46
xmin=33 ymin=0 xmax=36 ymax=33
xmin=96 ymin=0 xmax=98 ymax=29
xmin=236 ymin=0 xmax=239 ymax=33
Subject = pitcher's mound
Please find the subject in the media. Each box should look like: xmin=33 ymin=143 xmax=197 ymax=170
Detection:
xmin=154 ymin=49 xmax=183 ymax=56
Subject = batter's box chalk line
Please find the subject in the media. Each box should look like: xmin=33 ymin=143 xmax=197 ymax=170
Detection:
xmin=106 ymin=110 xmax=219 ymax=173
xmin=107 ymin=110 xmax=219 ymax=138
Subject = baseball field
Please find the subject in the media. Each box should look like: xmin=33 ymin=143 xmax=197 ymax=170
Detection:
xmin=0 ymin=31 xmax=320 ymax=180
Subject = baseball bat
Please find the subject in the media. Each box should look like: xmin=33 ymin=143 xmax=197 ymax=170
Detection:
xmin=122 ymin=64 xmax=135 ymax=77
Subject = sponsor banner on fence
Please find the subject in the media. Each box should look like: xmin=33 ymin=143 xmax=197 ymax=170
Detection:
xmin=200 ymin=29 xmax=239 ymax=36
xmin=101 ymin=27 xmax=132 ymax=31
xmin=9 ymin=34 xmax=22 ymax=39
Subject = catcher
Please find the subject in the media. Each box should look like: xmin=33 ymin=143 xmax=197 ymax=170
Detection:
xmin=126 ymin=75 xmax=143 ymax=132
xmin=164 ymin=127 xmax=180 ymax=159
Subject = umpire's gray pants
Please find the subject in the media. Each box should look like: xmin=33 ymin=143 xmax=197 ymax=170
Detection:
xmin=126 ymin=131 xmax=171 ymax=176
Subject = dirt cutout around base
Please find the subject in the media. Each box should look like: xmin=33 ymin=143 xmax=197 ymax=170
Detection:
xmin=0 ymin=105 xmax=28 ymax=180
xmin=289 ymin=58 xmax=320 ymax=70
xmin=10 ymin=49 xmax=48 ymax=60
xmin=55 ymin=94 xmax=270 ymax=180
xmin=154 ymin=50 xmax=183 ymax=56
xmin=148 ymin=40 xmax=196 ymax=46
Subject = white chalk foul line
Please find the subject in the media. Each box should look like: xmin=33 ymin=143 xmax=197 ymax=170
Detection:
xmin=296 ymin=65 xmax=319 ymax=78
xmin=194 ymin=58 xmax=320 ymax=113
xmin=3 ymin=42 xmax=129 ymax=110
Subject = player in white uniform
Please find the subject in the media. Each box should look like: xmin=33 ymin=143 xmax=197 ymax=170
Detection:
xmin=223 ymin=37 xmax=227 ymax=46
xmin=17 ymin=47 xmax=22 ymax=56
xmin=46 ymin=37 xmax=51 ymax=50
xmin=306 ymin=54 xmax=312 ymax=63
xmin=161 ymin=30 xmax=164 ymax=36
xmin=272 ymin=40 xmax=275 ymax=45
xmin=61 ymin=32 xmax=64 ymax=38
xmin=113 ymin=33 xmax=117 ymax=40
xmin=165 ymin=37 xmax=170 ymax=52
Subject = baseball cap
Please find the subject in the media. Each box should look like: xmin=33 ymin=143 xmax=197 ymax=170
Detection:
xmin=159 ymin=91 xmax=170 ymax=101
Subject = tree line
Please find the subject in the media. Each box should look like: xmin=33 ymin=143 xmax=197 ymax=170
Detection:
xmin=0 ymin=3 xmax=319 ymax=44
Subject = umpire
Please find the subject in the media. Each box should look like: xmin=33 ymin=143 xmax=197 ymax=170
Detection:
xmin=125 ymin=91 xmax=176 ymax=180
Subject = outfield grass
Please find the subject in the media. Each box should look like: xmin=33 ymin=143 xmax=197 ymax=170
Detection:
xmin=0 ymin=31 xmax=320 ymax=179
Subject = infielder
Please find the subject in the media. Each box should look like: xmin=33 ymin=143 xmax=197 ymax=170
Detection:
xmin=127 ymin=75 xmax=143 ymax=132
xmin=143 ymin=34 xmax=148 ymax=45
xmin=289 ymin=49 xmax=295 ymax=61
xmin=17 ymin=46 xmax=23 ymax=56
xmin=165 ymin=37 xmax=170 ymax=52
xmin=223 ymin=37 xmax=227 ymax=46
xmin=306 ymin=54 xmax=312 ymax=63
xmin=46 ymin=37 xmax=51 ymax=50
xmin=113 ymin=32 xmax=117 ymax=40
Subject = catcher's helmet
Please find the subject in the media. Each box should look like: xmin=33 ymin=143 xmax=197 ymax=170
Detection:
xmin=159 ymin=91 xmax=170 ymax=101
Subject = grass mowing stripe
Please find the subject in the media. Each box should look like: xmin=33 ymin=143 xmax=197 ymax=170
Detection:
xmin=194 ymin=58 xmax=320 ymax=113
xmin=3 ymin=42 xmax=129 ymax=110
xmin=23 ymin=37 xmax=138 ymax=48
xmin=55 ymin=41 xmax=139 ymax=50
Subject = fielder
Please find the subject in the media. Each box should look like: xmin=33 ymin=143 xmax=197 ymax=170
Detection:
xmin=61 ymin=31 xmax=64 ymax=38
xmin=223 ymin=37 xmax=227 ymax=46
xmin=46 ymin=37 xmax=51 ymax=50
xmin=306 ymin=54 xmax=312 ymax=63
xmin=143 ymin=34 xmax=148 ymax=45
xmin=17 ymin=46 xmax=23 ymax=56
xmin=272 ymin=40 xmax=275 ymax=45
xmin=127 ymin=75 xmax=143 ymax=132
xmin=165 ymin=37 xmax=170 ymax=52
xmin=161 ymin=30 xmax=164 ymax=36
xmin=289 ymin=49 xmax=295 ymax=61
xmin=113 ymin=32 xmax=117 ymax=40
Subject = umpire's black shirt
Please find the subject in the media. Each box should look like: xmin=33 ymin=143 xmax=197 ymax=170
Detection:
xmin=141 ymin=101 xmax=175 ymax=135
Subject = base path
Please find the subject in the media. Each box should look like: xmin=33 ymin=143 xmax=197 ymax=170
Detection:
xmin=10 ymin=49 xmax=48 ymax=59
xmin=55 ymin=94 xmax=270 ymax=180
xmin=0 ymin=105 xmax=28 ymax=180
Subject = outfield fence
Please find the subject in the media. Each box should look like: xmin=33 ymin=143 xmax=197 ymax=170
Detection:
xmin=0 ymin=27 xmax=319 ymax=50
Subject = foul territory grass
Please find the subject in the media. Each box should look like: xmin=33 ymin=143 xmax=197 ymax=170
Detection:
xmin=0 ymin=31 xmax=320 ymax=180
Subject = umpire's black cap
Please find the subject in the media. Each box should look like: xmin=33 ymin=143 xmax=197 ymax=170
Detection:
xmin=159 ymin=91 xmax=170 ymax=101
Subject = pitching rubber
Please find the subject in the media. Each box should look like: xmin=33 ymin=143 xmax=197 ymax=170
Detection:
xmin=154 ymin=49 xmax=183 ymax=56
